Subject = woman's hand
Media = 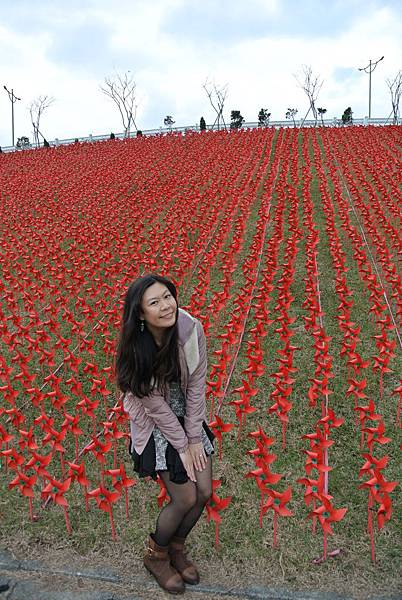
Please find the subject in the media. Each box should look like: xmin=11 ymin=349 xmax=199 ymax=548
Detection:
xmin=189 ymin=442 xmax=207 ymax=472
xmin=179 ymin=448 xmax=196 ymax=482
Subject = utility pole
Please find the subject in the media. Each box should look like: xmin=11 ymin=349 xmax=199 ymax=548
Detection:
xmin=3 ymin=85 xmax=21 ymax=147
xmin=358 ymin=56 xmax=384 ymax=119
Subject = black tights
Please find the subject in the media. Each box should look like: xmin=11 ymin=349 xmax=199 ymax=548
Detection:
xmin=152 ymin=456 xmax=213 ymax=546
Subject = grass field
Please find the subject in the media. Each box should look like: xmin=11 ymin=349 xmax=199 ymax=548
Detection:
xmin=0 ymin=126 xmax=401 ymax=599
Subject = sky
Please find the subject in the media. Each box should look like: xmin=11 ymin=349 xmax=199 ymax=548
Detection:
xmin=0 ymin=0 xmax=401 ymax=147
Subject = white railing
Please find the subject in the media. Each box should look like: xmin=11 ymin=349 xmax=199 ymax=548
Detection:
xmin=1 ymin=116 xmax=400 ymax=153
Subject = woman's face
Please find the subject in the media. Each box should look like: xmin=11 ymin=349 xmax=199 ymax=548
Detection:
xmin=139 ymin=282 xmax=177 ymax=335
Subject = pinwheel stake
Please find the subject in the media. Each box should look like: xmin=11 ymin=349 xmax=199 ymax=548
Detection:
xmin=367 ymin=493 xmax=375 ymax=563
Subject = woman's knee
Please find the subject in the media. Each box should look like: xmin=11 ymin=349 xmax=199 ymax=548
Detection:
xmin=174 ymin=485 xmax=197 ymax=512
xmin=197 ymin=484 xmax=212 ymax=506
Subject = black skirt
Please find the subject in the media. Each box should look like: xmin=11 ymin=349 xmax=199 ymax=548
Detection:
xmin=129 ymin=418 xmax=215 ymax=484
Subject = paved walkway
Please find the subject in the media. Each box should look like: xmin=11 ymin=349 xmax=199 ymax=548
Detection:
xmin=1 ymin=549 xmax=400 ymax=600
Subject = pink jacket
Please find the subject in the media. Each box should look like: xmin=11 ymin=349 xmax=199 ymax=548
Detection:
xmin=123 ymin=308 xmax=207 ymax=454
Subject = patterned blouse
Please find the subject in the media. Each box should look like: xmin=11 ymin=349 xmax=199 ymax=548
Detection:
xmin=153 ymin=381 xmax=214 ymax=470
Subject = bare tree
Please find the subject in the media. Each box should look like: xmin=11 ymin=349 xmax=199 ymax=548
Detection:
xmin=100 ymin=71 xmax=138 ymax=137
xmin=286 ymin=108 xmax=298 ymax=127
xmin=203 ymin=79 xmax=228 ymax=130
xmin=296 ymin=65 xmax=323 ymax=126
xmin=29 ymin=95 xmax=54 ymax=147
xmin=386 ymin=70 xmax=402 ymax=124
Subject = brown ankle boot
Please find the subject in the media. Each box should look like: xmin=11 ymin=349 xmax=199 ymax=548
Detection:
xmin=169 ymin=536 xmax=200 ymax=585
xmin=144 ymin=535 xmax=185 ymax=594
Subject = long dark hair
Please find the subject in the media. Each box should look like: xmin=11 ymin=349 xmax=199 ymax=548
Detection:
xmin=116 ymin=274 xmax=180 ymax=397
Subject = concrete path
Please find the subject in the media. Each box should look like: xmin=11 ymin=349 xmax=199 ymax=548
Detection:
xmin=1 ymin=549 xmax=400 ymax=600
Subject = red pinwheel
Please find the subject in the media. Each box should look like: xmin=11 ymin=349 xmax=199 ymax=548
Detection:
xmin=156 ymin=475 xmax=170 ymax=508
xmin=25 ymin=451 xmax=52 ymax=482
xmin=245 ymin=465 xmax=282 ymax=488
xmin=4 ymin=407 xmax=26 ymax=429
xmin=247 ymin=441 xmax=276 ymax=468
xmin=376 ymin=493 xmax=393 ymax=530
xmin=9 ymin=470 xmax=37 ymax=498
xmin=208 ymin=414 xmax=234 ymax=460
xmin=41 ymin=423 xmax=67 ymax=476
xmin=297 ymin=473 xmax=326 ymax=507
xmin=245 ymin=462 xmax=282 ymax=528
xmin=206 ymin=372 xmax=225 ymax=420
xmin=83 ymin=436 xmax=112 ymax=483
xmin=346 ymin=352 xmax=370 ymax=377
xmin=87 ymin=484 xmax=121 ymax=540
xmin=372 ymin=346 xmax=395 ymax=400
xmin=67 ymin=461 xmax=90 ymax=511
xmin=358 ymin=453 xmax=388 ymax=478
xmin=1 ymin=447 xmax=25 ymax=471
xmin=354 ymin=399 xmax=382 ymax=449
xmin=64 ymin=350 xmax=82 ymax=373
xmin=76 ymin=396 xmax=99 ymax=433
xmin=364 ymin=420 xmax=391 ymax=452
xmin=303 ymin=448 xmax=332 ymax=477
xmin=317 ymin=408 xmax=344 ymax=431
xmin=104 ymin=463 xmax=136 ymax=520
xmin=26 ymin=387 xmax=46 ymax=413
xmin=205 ymin=479 xmax=232 ymax=547
xmin=0 ymin=382 xmax=19 ymax=406
xmin=248 ymin=426 xmax=275 ymax=448
xmin=261 ymin=487 xmax=293 ymax=547
xmin=41 ymin=476 xmax=72 ymax=534
xmin=243 ymin=348 xmax=265 ymax=378
xmin=268 ymin=372 xmax=295 ymax=448
xmin=229 ymin=384 xmax=257 ymax=440
xmin=62 ymin=412 xmax=84 ymax=462
xmin=346 ymin=378 xmax=368 ymax=414
xmin=359 ymin=471 xmax=397 ymax=503
xmin=308 ymin=495 xmax=347 ymax=559
xmin=9 ymin=470 xmax=37 ymax=520
xmin=102 ymin=420 xmax=127 ymax=468
xmin=0 ymin=425 xmax=13 ymax=472
xmin=90 ymin=377 xmax=112 ymax=418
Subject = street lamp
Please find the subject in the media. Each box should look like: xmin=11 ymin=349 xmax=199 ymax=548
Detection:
xmin=3 ymin=85 xmax=21 ymax=147
xmin=358 ymin=56 xmax=384 ymax=119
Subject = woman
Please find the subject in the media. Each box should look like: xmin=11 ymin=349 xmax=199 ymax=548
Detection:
xmin=116 ymin=274 xmax=214 ymax=595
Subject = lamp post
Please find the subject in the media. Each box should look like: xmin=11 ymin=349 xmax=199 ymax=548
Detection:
xmin=358 ymin=56 xmax=384 ymax=119
xmin=3 ymin=85 xmax=21 ymax=147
